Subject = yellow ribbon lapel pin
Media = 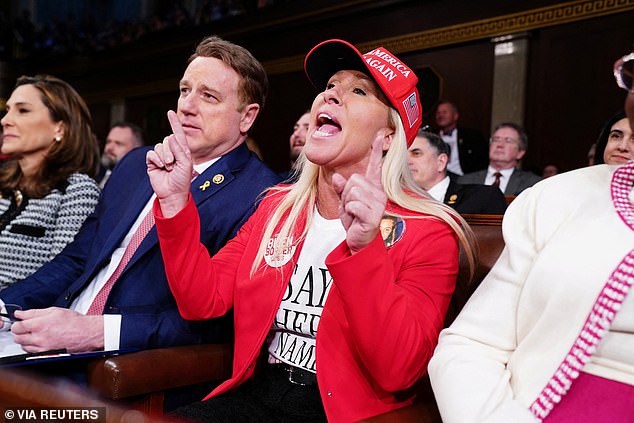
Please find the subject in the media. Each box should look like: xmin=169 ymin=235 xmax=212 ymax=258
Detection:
xmin=200 ymin=174 xmax=225 ymax=191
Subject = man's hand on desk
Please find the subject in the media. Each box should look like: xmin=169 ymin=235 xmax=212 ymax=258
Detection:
xmin=11 ymin=307 xmax=104 ymax=353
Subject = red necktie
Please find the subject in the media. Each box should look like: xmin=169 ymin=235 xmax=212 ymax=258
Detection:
xmin=492 ymin=172 xmax=502 ymax=187
xmin=86 ymin=169 xmax=199 ymax=315
xmin=86 ymin=210 xmax=155 ymax=315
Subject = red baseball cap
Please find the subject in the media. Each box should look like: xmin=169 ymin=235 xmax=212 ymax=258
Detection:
xmin=304 ymin=39 xmax=422 ymax=146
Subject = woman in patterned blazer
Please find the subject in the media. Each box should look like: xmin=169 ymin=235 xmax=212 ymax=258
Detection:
xmin=0 ymin=75 xmax=100 ymax=288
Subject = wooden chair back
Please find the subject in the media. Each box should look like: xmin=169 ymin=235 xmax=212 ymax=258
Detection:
xmin=447 ymin=214 xmax=505 ymax=327
xmin=84 ymin=213 xmax=506 ymax=421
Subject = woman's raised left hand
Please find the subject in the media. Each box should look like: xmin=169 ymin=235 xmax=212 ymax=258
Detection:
xmin=332 ymin=136 xmax=387 ymax=253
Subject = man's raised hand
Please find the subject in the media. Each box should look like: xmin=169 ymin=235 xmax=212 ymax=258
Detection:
xmin=146 ymin=110 xmax=194 ymax=217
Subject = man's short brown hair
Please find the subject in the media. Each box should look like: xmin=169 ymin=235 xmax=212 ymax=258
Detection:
xmin=190 ymin=36 xmax=268 ymax=110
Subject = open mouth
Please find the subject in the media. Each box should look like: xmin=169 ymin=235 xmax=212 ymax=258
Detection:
xmin=313 ymin=113 xmax=341 ymax=137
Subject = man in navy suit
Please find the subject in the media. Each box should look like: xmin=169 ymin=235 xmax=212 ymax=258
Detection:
xmin=0 ymin=36 xmax=281 ymax=354
xmin=434 ymin=100 xmax=488 ymax=175
xmin=408 ymin=130 xmax=506 ymax=215
xmin=458 ymin=122 xmax=542 ymax=196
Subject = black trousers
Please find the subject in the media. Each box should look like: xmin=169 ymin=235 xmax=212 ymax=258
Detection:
xmin=170 ymin=365 xmax=327 ymax=423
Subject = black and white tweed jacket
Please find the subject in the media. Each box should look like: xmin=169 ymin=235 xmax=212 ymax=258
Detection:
xmin=0 ymin=173 xmax=100 ymax=289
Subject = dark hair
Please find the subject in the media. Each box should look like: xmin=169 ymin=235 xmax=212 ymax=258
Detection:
xmin=380 ymin=215 xmax=398 ymax=244
xmin=189 ymin=36 xmax=268 ymax=110
xmin=418 ymin=130 xmax=451 ymax=157
xmin=493 ymin=122 xmax=528 ymax=150
xmin=0 ymin=75 xmax=99 ymax=197
xmin=594 ymin=110 xmax=626 ymax=165
xmin=110 ymin=121 xmax=144 ymax=146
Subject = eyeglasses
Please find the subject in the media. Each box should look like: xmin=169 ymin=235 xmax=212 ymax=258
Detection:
xmin=614 ymin=53 xmax=634 ymax=93
xmin=489 ymin=136 xmax=519 ymax=145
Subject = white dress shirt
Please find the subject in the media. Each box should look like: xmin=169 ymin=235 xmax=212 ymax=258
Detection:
xmin=440 ymin=129 xmax=463 ymax=176
xmin=484 ymin=166 xmax=515 ymax=193
xmin=72 ymin=158 xmax=219 ymax=351
xmin=427 ymin=176 xmax=451 ymax=203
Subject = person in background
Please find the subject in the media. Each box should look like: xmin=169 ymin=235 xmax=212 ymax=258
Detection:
xmin=459 ymin=122 xmax=542 ymax=196
xmin=280 ymin=110 xmax=310 ymax=182
xmin=379 ymin=214 xmax=398 ymax=245
xmin=594 ymin=110 xmax=634 ymax=165
xmin=0 ymin=37 xmax=280 ymax=364
xmin=149 ymin=39 xmax=476 ymax=422
xmin=408 ymin=130 xmax=506 ymax=214
xmin=541 ymin=163 xmax=559 ymax=178
xmin=289 ymin=111 xmax=310 ymax=167
xmin=0 ymin=75 xmax=100 ymax=289
xmin=97 ymin=122 xmax=144 ymax=188
xmin=429 ymin=49 xmax=634 ymax=423
xmin=587 ymin=143 xmax=597 ymax=166
xmin=434 ymin=100 xmax=488 ymax=175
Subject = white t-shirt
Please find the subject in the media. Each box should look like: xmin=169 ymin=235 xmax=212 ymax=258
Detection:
xmin=267 ymin=207 xmax=345 ymax=373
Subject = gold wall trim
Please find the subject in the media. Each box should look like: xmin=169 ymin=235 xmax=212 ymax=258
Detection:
xmin=263 ymin=0 xmax=634 ymax=75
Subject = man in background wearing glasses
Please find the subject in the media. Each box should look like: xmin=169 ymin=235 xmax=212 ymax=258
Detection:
xmin=458 ymin=122 xmax=541 ymax=196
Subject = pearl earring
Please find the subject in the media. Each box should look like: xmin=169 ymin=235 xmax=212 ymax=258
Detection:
xmin=55 ymin=136 xmax=62 ymax=143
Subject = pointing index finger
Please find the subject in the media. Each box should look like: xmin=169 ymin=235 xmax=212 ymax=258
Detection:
xmin=365 ymin=135 xmax=384 ymax=187
xmin=167 ymin=110 xmax=188 ymax=150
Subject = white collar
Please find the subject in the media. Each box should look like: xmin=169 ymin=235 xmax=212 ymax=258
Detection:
xmin=193 ymin=157 xmax=221 ymax=176
xmin=487 ymin=166 xmax=514 ymax=178
xmin=427 ymin=176 xmax=451 ymax=202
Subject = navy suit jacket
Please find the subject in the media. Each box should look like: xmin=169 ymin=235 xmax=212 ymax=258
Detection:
xmin=458 ymin=168 xmax=542 ymax=196
xmin=443 ymin=180 xmax=507 ymax=215
xmin=0 ymin=143 xmax=281 ymax=350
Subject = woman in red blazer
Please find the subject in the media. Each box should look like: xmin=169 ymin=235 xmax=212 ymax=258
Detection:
xmin=147 ymin=39 xmax=476 ymax=423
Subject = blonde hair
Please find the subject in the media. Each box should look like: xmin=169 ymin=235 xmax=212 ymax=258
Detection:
xmin=251 ymin=109 xmax=477 ymax=279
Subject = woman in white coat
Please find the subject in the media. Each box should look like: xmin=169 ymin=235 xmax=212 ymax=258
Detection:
xmin=429 ymin=50 xmax=634 ymax=423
